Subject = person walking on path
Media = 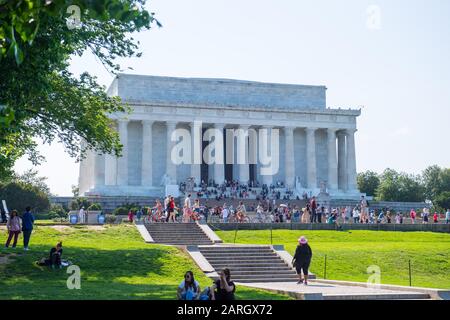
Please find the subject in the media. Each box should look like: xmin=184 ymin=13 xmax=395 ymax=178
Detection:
xmin=360 ymin=196 xmax=369 ymax=223
xmin=128 ymin=209 xmax=134 ymax=223
xmin=22 ymin=206 xmax=34 ymax=251
xmin=446 ymin=209 xmax=450 ymax=224
xmin=221 ymin=205 xmax=229 ymax=223
xmin=310 ymin=197 xmax=317 ymax=223
xmin=292 ymin=236 xmax=312 ymax=285
xmin=78 ymin=206 xmax=85 ymax=224
xmin=5 ymin=210 xmax=21 ymax=248
xmin=352 ymin=207 xmax=360 ymax=224
xmin=168 ymin=196 xmax=178 ymax=223
xmin=433 ymin=212 xmax=439 ymax=223
xmin=422 ymin=208 xmax=429 ymax=224
xmin=301 ymin=204 xmax=310 ymax=224
xmin=410 ymin=209 xmax=416 ymax=224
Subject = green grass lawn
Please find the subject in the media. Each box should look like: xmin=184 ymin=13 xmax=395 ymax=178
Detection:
xmin=216 ymin=229 xmax=450 ymax=289
xmin=0 ymin=225 xmax=289 ymax=300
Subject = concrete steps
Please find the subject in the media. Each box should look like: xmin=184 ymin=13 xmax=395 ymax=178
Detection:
xmin=144 ymin=223 xmax=214 ymax=245
xmin=199 ymin=245 xmax=302 ymax=283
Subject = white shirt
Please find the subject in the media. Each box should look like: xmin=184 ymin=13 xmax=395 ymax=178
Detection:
xmin=184 ymin=197 xmax=191 ymax=208
xmin=222 ymin=208 xmax=229 ymax=218
xmin=79 ymin=208 xmax=85 ymax=216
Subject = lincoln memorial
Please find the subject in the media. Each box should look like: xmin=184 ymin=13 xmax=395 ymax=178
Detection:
xmin=78 ymin=74 xmax=361 ymax=199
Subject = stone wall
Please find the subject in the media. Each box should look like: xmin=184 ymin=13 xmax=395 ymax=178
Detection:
xmin=114 ymin=74 xmax=327 ymax=111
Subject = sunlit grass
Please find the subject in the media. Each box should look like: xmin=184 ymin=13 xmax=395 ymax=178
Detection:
xmin=216 ymin=229 xmax=450 ymax=289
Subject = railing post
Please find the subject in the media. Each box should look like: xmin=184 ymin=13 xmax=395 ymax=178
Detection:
xmin=234 ymin=224 xmax=238 ymax=244
xmin=270 ymin=224 xmax=273 ymax=245
xmin=409 ymin=259 xmax=412 ymax=287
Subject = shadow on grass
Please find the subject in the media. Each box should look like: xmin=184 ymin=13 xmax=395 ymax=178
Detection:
xmin=0 ymin=245 xmax=289 ymax=300
xmin=0 ymin=245 xmax=185 ymax=300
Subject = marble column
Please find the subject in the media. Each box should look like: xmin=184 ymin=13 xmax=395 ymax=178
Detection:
xmin=78 ymin=139 xmax=88 ymax=193
xmin=94 ymin=153 xmax=105 ymax=188
xmin=306 ymin=127 xmax=317 ymax=189
xmin=238 ymin=125 xmax=250 ymax=184
xmin=190 ymin=121 xmax=202 ymax=185
xmin=284 ymin=126 xmax=295 ymax=188
xmin=261 ymin=125 xmax=273 ymax=186
xmin=346 ymin=128 xmax=358 ymax=191
xmin=104 ymin=155 xmax=117 ymax=186
xmin=166 ymin=121 xmax=177 ymax=184
xmin=116 ymin=119 xmax=129 ymax=186
xmin=337 ymin=131 xmax=347 ymax=191
xmin=214 ymin=123 xmax=225 ymax=184
xmin=105 ymin=121 xmax=118 ymax=186
xmin=141 ymin=120 xmax=154 ymax=187
xmin=327 ymin=128 xmax=338 ymax=191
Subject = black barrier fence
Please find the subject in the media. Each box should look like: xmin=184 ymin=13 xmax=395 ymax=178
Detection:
xmin=208 ymin=222 xmax=450 ymax=233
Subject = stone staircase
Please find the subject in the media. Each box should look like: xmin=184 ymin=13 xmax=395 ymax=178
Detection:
xmin=144 ymin=223 xmax=214 ymax=245
xmin=199 ymin=245 xmax=305 ymax=283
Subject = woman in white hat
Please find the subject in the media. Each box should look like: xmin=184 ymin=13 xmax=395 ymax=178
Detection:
xmin=292 ymin=236 xmax=313 ymax=285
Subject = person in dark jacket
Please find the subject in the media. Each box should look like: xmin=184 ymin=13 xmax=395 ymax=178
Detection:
xmin=46 ymin=242 xmax=63 ymax=268
xmin=22 ymin=206 xmax=35 ymax=251
xmin=292 ymin=236 xmax=312 ymax=285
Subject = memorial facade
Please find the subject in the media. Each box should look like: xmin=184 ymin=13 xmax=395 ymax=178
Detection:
xmin=78 ymin=74 xmax=361 ymax=199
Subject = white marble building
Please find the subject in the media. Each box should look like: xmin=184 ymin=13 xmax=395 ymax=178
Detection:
xmin=78 ymin=74 xmax=361 ymax=198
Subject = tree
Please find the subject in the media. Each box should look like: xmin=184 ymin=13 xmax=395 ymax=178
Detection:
xmin=0 ymin=1 xmax=161 ymax=180
xmin=434 ymin=192 xmax=450 ymax=211
xmin=357 ymin=171 xmax=380 ymax=196
xmin=422 ymin=165 xmax=450 ymax=201
xmin=0 ymin=181 xmax=50 ymax=213
xmin=375 ymin=168 xmax=425 ymax=202
xmin=13 ymin=169 xmax=51 ymax=195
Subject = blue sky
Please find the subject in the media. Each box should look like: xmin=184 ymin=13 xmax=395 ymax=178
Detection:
xmin=14 ymin=0 xmax=450 ymax=195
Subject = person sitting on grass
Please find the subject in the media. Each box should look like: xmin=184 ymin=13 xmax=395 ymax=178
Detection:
xmin=177 ymin=271 xmax=201 ymax=300
xmin=38 ymin=241 xmax=63 ymax=269
xmin=48 ymin=241 xmax=63 ymax=269
xmin=210 ymin=268 xmax=235 ymax=300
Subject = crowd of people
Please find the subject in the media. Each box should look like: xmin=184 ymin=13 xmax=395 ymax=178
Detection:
xmin=179 ymin=179 xmax=297 ymax=201
xmin=136 ymin=194 xmax=450 ymax=225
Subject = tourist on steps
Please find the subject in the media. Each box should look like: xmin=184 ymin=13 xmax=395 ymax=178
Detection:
xmin=177 ymin=271 xmax=201 ymax=300
xmin=292 ymin=236 xmax=312 ymax=285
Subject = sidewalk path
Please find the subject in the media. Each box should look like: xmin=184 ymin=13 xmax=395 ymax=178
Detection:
xmin=238 ymin=281 xmax=432 ymax=300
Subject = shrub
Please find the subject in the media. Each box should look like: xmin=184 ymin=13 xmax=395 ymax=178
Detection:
xmin=88 ymin=203 xmax=102 ymax=211
xmin=113 ymin=207 xmax=128 ymax=216
xmin=49 ymin=204 xmax=68 ymax=218
xmin=69 ymin=197 xmax=92 ymax=210
xmin=105 ymin=215 xmax=117 ymax=224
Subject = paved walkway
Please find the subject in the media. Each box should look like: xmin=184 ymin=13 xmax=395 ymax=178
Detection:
xmin=238 ymin=281 xmax=431 ymax=300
